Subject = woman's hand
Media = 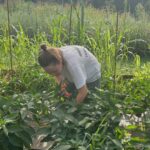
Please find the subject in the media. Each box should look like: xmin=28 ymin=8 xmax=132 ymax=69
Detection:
xmin=59 ymin=82 xmax=72 ymax=98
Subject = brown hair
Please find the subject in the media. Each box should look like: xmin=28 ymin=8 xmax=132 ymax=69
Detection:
xmin=38 ymin=44 xmax=61 ymax=67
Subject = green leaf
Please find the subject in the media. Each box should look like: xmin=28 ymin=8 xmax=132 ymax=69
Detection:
xmin=7 ymin=124 xmax=23 ymax=133
xmin=50 ymin=118 xmax=58 ymax=123
xmin=79 ymin=117 xmax=90 ymax=126
xmin=85 ymin=122 xmax=93 ymax=129
xmin=51 ymin=123 xmax=60 ymax=134
xmin=67 ymin=107 xmax=77 ymax=113
xmin=53 ymin=144 xmax=72 ymax=150
xmin=131 ymin=137 xmax=148 ymax=143
xmin=132 ymin=106 xmax=145 ymax=114
xmin=20 ymin=124 xmax=35 ymax=136
xmin=108 ymin=136 xmax=123 ymax=149
xmin=64 ymin=114 xmax=78 ymax=125
xmin=2 ymin=125 xmax=8 ymax=136
xmin=37 ymin=127 xmax=51 ymax=135
xmin=8 ymin=133 xmax=23 ymax=147
xmin=20 ymin=108 xmax=28 ymax=120
xmin=144 ymin=145 xmax=150 ymax=148
xmin=115 ymin=104 xmax=122 ymax=108
xmin=78 ymin=146 xmax=87 ymax=150
xmin=4 ymin=117 xmax=17 ymax=124
xmin=52 ymin=109 xmax=65 ymax=121
xmin=126 ymin=125 xmax=138 ymax=130
xmin=15 ymin=131 xmax=32 ymax=148
xmin=112 ymin=139 xmax=123 ymax=149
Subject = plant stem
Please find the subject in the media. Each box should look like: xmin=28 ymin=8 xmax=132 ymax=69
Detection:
xmin=69 ymin=0 xmax=73 ymax=44
xmin=6 ymin=0 xmax=13 ymax=72
xmin=113 ymin=9 xmax=119 ymax=96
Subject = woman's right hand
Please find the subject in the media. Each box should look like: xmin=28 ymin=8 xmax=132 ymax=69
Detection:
xmin=59 ymin=82 xmax=72 ymax=98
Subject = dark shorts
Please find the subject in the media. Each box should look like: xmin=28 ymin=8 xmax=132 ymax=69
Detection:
xmin=87 ymin=78 xmax=100 ymax=90
xmin=67 ymin=78 xmax=100 ymax=95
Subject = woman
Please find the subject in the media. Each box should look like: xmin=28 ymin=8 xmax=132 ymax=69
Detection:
xmin=38 ymin=44 xmax=101 ymax=104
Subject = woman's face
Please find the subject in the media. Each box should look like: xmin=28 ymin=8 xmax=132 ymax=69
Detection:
xmin=44 ymin=63 xmax=63 ymax=76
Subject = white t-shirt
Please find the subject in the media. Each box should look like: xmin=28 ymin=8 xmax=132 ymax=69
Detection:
xmin=60 ymin=45 xmax=101 ymax=89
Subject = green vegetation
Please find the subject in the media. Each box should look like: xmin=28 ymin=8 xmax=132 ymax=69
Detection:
xmin=0 ymin=1 xmax=150 ymax=150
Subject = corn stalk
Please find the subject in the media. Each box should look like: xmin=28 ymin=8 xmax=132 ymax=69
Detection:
xmin=69 ymin=0 xmax=73 ymax=44
xmin=6 ymin=0 xmax=13 ymax=72
xmin=113 ymin=8 xmax=119 ymax=95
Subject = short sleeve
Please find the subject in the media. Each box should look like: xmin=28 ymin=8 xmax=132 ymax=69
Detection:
xmin=68 ymin=64 xmax=86 ymax=89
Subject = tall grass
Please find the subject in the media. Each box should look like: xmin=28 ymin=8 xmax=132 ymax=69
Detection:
xmin=0 ymin=1 xmax=150 ymax=77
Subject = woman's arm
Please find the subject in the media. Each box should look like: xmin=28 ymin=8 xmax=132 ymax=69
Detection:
xmin=76 ymin=85 xmax=88 ymax=104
